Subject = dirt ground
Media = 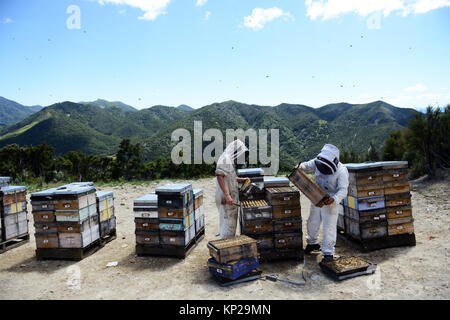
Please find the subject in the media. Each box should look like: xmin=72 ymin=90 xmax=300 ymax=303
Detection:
xmin=1 ymin=176 xmax=449 ymax=300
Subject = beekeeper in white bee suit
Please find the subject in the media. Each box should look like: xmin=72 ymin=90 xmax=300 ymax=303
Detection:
xmin=215 ymin=139 xmax=250 ymax=239
xmin=299 ymin=144 xmax=349 ymax=263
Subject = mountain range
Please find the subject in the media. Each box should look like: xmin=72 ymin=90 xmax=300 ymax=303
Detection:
xmin=0 ymin=98 xmax=419 ymax=165
xmin=0 ymin=97 xmax=43 ymax=127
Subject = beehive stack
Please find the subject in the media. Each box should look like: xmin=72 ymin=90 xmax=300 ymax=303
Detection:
xmin=237 ymin=168 xmax=265 ymax=201
xmin=156 ymin=183 xmax=195 ymax=249
xmin=96 ymin=191 xmax=116 ymax=238
xmin=343 ymin=161 xmax=415 ymax=249
xmin=207 ymin=235 xmax=259 ymax=282
xmin=264 ymin=187 xmax=303 ymax=259
xmin=1 ymin=186 xmax=28 ymax=242
xmin=32 ymin=184 xmax=99 ymax=250
xmin=134 ymin=193 xmax=159 ymax=247
xmin=193 ymin=189 xmax=205 ymax=235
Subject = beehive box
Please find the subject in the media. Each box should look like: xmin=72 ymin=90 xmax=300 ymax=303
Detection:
xmin=96 ymin=191 xmax=116 ymax=237
xmin=156 ymin=183 xmax=193 ymax=209
xmin=240 ymin=200 xmax=272 ymax=220
xmin=266 ymin=187 xmax=300 ymax=207
xmin=1 ymin=186 xmax=29 ymax=241
xmin=288 ymin=167 xmax=329 ymax=207
xmin=0 ymin=177 xmax=10 ymax=188
xmin=133 ymin=193 xmax=158 ymax=219
xmin=193 ymin=189 xmax=205 ymax=234
xmin=208 ymin=257 xmax=259 ymax=280
xmin=208 ymin=235 xmax=258 ymax=264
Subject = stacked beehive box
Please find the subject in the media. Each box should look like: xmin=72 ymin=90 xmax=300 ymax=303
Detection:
xmin=134 ymin=193 xmax=159 ymax=247
xmin=193 ymin=189 xmax=205 ymax=235
xmin=157 ymin=183 xmax=195 ymax=249
xmin=32 ymin=184 xmax=100 ymax=254
xmin=343 ymin=161 xmax=415 ymax=250
xmin=96 ymin=191 xmax=116 ymax=238
xmin=207 ymin=235 xmax=260 ymax=284
xmin=1 ymin=185 xmax=29 ymax=243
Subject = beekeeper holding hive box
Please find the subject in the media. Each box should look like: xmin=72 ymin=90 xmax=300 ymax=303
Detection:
xmin=215 ymin=139 xmax=250 ymax=239
xmin=299 ymin=144 xmax=349 ymax=263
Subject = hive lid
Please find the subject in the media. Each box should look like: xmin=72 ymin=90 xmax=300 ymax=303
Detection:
xmin=264 ymin=177 xmax=291 ymax=187
xmin=208 ymin=235 xmax=257 ymax=250
xmin=0 ymin=176 xmax=10 ymax=183
xmin=134 ymin=193 xmax=158 ymax=206
xmin=344 ymin=161 xmax=408 ymax=171
xmin=193 ymin=189 xmax=203 ymax=197
xmin=30 ymin=184 xmax=95 ymax=199
xmin=0 ymin=185 xmax=27 ymax=194
xmin=66 ymin=182 xmax=94 ymax=187
xmin=155 ymin=183 xmax=192 ymax=194
xmin=96 ymin=191 xmax=113 ymax=200
xmin=237 ymin=168 xmax=264 ymax=177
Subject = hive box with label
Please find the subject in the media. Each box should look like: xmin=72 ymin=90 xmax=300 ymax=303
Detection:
xmin=1 ymin=186 xmax=29 ymax=248
xmin=341 ymin=161 xmax=415 ymax=251
xmin=193 ymin=189 xmax=205 ymax=235
xmin=31 ymin=183 xmax=115 ymax=260
xmin=288 ymin=166 xmax=329 ymax=207
xmin=134 ymin=193 xmax=159 ymax=247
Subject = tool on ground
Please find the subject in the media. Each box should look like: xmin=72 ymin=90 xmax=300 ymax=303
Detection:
xmin=265 ymin=257 xmax=307 ymax=286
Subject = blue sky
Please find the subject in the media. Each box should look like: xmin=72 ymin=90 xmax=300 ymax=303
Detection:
xmin=0 ymin=0 xmax=449 ymax=110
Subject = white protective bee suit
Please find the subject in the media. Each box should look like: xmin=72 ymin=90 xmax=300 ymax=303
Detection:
xmin=215 ymin=140 xmax=248 ymax=239
xmin=300 ymin=144 xmax=349 ymax=256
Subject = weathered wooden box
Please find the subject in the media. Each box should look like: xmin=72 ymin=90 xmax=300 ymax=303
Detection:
xmin=2 ymin=201 xmax=27 ymax=215
xmin=34 ymin=222 xmax=58 ymax=234
xmin=273 ymin=218 xmax=302 ymax=233
xmin=384 ymin=181 xmax=410 ymax=196
xmin=383 ymin=168 xmax=409 ymax=183
xmin=274 ymin=232 xmax=303 ymax=249
xmin=240 ymin=200 xmax=272 ymax=221
xmin=195 ymin=213 xmax=205 ymax=234
xmin=348 ymin=170 xmax=383 ymax=187
xmin=193 ymin=189 xmax=203 ymax=210
xmin=135 ymin=218 xmax=160 ymax=231
xmin=159 ymin=212 xmax=194 ymax=231
xmin=271 ymin=206 xmax=301 ymax=220
xmin=265 ymin=187 xmax=300 ymax=207
xmin=346 ymin=207 xmax=387 ymax=224
xmin=344 ymin=216 xmax=388 ymax=240
xmin=54 ymin=193 xmax=96 ymax=211
xmin=347 ymin=184 xmax=384 ymax=198
xmin=387 ymin=218 xmax=414 ymax=236
xmin=100 ymin=216 xmax=116 ymax=237
xmin=288 ymin=167 xmax=329 ymax=207
xmin=35 ymin=234 xmax=59 ymax=248
xmin=156 ymin=183 xmax=193 ymax=209
xmin=250 ymin=234 xmax=274 ymax=250
xmin=58 ymin=229 xmax=92 ymax=248
xmin=0 ymin=186 xmax=27 ymax=206
xmin=385 ymin=192 xmax=412 ymax=208
xmin=160 ymin=223 xmax=195 ymax=247
xmin=135 ymin=230 xmax=160 ymax=246
xmin=208 ymin=235 xmax=258 ymax=264
xmin=33 ymin=211 xmax=56 ymax=223
xmin=240 ymin=218 xmax=273 ymax=235
xmin=31 ymin=201 xmax=55 ymax=212
xmin=2 ymin=211 xmax=28 ymax=240
xmin=386 ymin=206 xmax=412 ymax=220
xmin=57 ymin=217 xmax=91 ymax=233
xmin=158 ymin=204 xmax=192 ymax=219
xmin=55 ymin=203 xmax=97 ymax=222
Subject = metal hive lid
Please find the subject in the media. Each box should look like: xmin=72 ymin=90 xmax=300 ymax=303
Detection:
xmin=134 ymin=193 xmax=158 ymax=205
xmin=344 ymin=161 xmax=408 ymax=171
xmin=264 ymin=176 xmax=290 ymax=184
xmin=0 ymin=185 xmax=27 ymax=194
xmin=155 ymin=183 xmax=192 ymax=194
xmin=237 ymin=168 xmax=264 ymax=176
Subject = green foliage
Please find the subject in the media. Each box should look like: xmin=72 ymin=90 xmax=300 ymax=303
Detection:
xmin=0 ymin=96 xmax=42 ymax=126
xmin=381 ymin=105 xmax=450 ymax=178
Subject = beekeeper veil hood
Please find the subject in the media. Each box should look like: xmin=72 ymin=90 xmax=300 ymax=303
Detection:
xmin=314 ymin=144 xmax=340 ymax=175
xmin=217 ymin=139 xmax=248 ymax=173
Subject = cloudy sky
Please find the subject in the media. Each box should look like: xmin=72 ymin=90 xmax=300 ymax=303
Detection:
xmin=0 ymin=0 xmax=449 ymax=110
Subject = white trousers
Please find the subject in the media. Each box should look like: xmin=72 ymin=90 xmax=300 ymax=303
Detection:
xmin=219 ymin=204 xmax=239 ymax=239
xmin=306 ymin=203 xmax=339 ymax=255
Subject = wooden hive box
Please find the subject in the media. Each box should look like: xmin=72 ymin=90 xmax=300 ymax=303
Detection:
xmin=96 ymin=191 xmax=114 ymax=222
xmin=208 ymin=257 xmax=259 ymax=280
xmin=156 ymin=183 xmax=193 ymax=209
xmin=346 ymin=207 xmax=387 ymax=225
xmin=288 ymin=167 xmax=329 ymax=207
xmin=344 ymin=195 xmax=385 ymax=211
xmin=273 ymin=218 xmax=302 ymax=233
xmin=193 ymin=189 xmax=203 ymax=210
xmin=240 ymin=200 xmax=272 ymax=221
xmin=134 ymin=193 xmax=158 ymax=219
xmin=385 ymin=193 xmax=411 ymax=208
xmin=0 ymin=186 xmax=27 ymax=207
xmin=208 ymin=235 xmax=258 ymax=264
xmin=272 ymin=206 xmax=301 ymax=220
xmin=2 ymin=211 xmax=28 ymax=241
xmin=160 ymin=223 xmax=196 ymax=247
xmin=344 ymin=216 xmax=388 ymax=240
xmin=135 ymin=229 xmax=160 ymax=246
xmin=250 ymin=234 xmax=275 ymax=250
xmin=265 ymin=187 xmax=300 ymax=207
xmin=387 ymin=218 xmax=414 ymax=236
xmin=274 ymin=232 xmax=303 ymax=250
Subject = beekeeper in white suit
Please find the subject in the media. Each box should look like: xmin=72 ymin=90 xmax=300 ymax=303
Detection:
xmin=215 ymin=139 xmax=250 ymax=239
xmin=299 ymin=143 xmax=349 ymax=263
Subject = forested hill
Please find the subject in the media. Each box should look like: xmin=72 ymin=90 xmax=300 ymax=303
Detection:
xmin=0 ymin=99 xmax=418 ymax=165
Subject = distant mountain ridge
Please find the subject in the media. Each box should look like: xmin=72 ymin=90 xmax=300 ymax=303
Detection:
xmin=0 ymin=98 xmax=419 ymax=164
xmin=0 ymin=96 xmax=43 ymax=126
xmin=79 ymin=99 xmax=137 ymax=112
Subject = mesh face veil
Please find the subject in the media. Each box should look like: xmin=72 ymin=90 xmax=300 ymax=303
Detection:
xmin=217 ymin=139 xmax=249 ymax=168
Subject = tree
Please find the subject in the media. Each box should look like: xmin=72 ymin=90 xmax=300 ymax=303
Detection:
xmin=116 ymin=139 xmax=143 ymax=181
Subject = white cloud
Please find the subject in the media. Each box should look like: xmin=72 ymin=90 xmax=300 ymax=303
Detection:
xmin=95 ymin=0 xmax=172 ymax=20
xmin=405 ymin=83 xmax=427 ymax=93
xmin=305 ymin=0 xmax=450 ymax=20
xmin=243 ymin=7 xmax=293 ymax=31
xmin=2 ymin=18 xmax=13 ymax=24
xmin=196 ymin=0 xmax=208 ymax=7
xmin=205 ymin=11 xmax=211 ymax=20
